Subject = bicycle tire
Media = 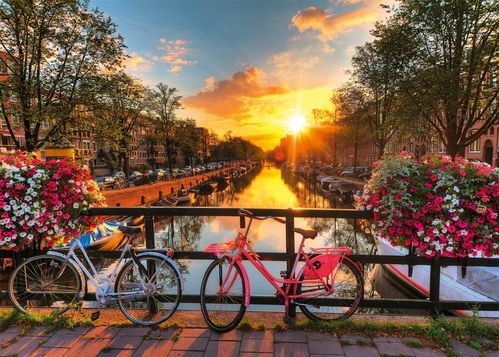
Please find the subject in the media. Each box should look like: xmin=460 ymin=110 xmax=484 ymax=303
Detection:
xmin=115 ymin=253 xmax=181 ymax=326
xmin=296 ymin=257 xmax=363 ymax=321
xmin=200 ymin=258 xmax=246 ymax=332
xmin=9 ymin=254 xmax=82 ymax=315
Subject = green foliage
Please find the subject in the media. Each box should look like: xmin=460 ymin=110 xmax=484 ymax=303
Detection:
xmin=0 ymin=0 xmax=125 ymax=151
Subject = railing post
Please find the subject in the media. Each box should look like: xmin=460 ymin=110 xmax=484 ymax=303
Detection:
xmin=145 ymin=212 xmax=155 ymax=249
xmin=159 ymin=191 xmax=163 ymax=199
xmin=285 ymin=212 xmax=296 ymax=318
xmin=429 ymin=258 xmax=441 ymax=316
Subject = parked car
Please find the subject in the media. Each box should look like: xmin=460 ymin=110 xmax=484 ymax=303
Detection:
xmin=94 ymin=177 xmax=106 ymax=190
xmin=154 ymin=169 xmax=167 ymax=181
xmin=95 ymin=176 xmax=116 ymax=190
xmin=358 ymin=168 xmax=372 ymax=181
xmin=128 ymin=171 xmax=143 ymax=181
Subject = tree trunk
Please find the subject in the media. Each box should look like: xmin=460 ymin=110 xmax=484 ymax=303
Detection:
xmin=121 ymin=152 xmax=130 ymax=176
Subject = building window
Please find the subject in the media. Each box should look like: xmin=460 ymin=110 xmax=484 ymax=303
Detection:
xmin=469 ymin=130 xmax=480 ymax=153
xmin=438 ymin=140 xmax=446 ymax=154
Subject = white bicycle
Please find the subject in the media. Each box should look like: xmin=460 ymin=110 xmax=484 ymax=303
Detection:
xmin=8 ymin=226 xmax=183 ymax=326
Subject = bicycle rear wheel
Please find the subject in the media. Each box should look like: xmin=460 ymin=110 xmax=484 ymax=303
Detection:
xmin=296 ymin=258 xmax=363 ymax=321
xmin=115 ymin=253 xmax=181 ymax=326
xmin=200 ymin=258 xmax=246 ymax=332
xmin=9 ymin=255 xmax=82 ymax=315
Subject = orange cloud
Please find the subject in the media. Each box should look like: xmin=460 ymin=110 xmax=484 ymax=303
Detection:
xmin=122 ymin=52 xmax=152 ymax=73
xmin=155 ymin=38 xmax=196 ymax=73
xmin=291 ymin=2 xmax=381 ymax=41
xmin=184 ymin=66 xmax=288 ymax=119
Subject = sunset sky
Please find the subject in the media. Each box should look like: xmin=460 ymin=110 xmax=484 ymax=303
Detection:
xmin=92 ymin=0 xmax=388 ymax=150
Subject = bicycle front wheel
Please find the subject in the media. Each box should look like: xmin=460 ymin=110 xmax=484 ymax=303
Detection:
xmin=296 ymin=258 xmax=363 ymax=321
xmin=115 ymin=253 xmax=181 ymax=326
xmin=200 ymin=258 xmax=246 ymax=332
xmin=9 ymin=255 xmax=82 ymax=315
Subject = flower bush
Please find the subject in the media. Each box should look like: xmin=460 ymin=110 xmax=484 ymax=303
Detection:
xmin=356 ymin=154 xmax=499 ymax=258
xmin=0 ymin=151 xmax=105 ymax=250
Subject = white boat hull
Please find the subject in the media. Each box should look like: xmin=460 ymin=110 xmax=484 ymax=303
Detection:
xmin=376 ymin=236 xmax=499 ymax=318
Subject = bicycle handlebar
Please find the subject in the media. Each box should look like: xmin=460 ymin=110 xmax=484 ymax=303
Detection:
xmin=238 ymin=209 xmax=286 ymax=224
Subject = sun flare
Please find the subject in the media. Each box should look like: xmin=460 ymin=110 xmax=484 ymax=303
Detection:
xmin=288 ymin=115 xmax=306 ymax=134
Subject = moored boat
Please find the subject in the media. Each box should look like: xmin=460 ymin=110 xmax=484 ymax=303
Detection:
xmin=376 ymin=236 xmax=499 ymax=317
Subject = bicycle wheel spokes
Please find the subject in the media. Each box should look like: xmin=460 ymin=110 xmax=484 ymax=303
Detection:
xmin=297 ymin=259 xmax=363 ymax=321
xmin=200 ymin=258 xmax=246 ymax=332
xmin=116 ymin=255 xmax=181 ymax=326
xmin=9 ymin=255 xmax=81 ymax=315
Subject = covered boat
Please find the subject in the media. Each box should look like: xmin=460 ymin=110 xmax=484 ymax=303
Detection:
xmin=377 ymin=236 xmax=499 ymax=318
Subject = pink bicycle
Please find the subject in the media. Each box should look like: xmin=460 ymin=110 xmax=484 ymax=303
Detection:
xmin=200 ymin=209 xmax=364 ymax=332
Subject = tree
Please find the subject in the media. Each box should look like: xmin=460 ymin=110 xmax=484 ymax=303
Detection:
xmin=384 ymin=0 xmax=499 ymax=158
xmin=91 ymin=72 xmax=147 ymax=175
xmin=351 ymin=30 xmax=413 ymax=158
xmin=176 ymin=118 xmax=199 ymax=167
xmin=0 ymin=0 xmax=125 ymax=151
xmin=147 ymin=83 xmax=182 ymax=170
xmin=333 ymin=85 xmax=372 ymax=168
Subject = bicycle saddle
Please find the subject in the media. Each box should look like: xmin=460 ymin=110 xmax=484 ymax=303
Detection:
xmin=118 ymin=225 xmax=142 ymax=235
xmin=293 ymin=228 xmax=317 ymax=239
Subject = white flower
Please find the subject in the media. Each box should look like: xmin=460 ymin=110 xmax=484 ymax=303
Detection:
xmin=453 ymin=186 xmax=460 ymax=193
xmin=73 ymin=203 xmax=79 ymax=209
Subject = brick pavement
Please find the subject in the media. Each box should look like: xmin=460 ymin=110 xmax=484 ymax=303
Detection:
xmin=1 ymin=325 xmax=497 ymax=357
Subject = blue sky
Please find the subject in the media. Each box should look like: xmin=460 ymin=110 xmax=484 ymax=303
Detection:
xmin=91 ymin=0 xmax=386 ymax=149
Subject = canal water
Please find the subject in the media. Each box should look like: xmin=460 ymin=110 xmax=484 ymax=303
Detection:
xmin=153 ymin=165 xmax=383 ymax=311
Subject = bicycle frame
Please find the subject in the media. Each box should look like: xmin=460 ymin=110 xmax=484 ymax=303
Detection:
xmin=219 ymin=217 xmax=347 ymax=308
xmin=48 ymin=239 xmax=144 ymax=300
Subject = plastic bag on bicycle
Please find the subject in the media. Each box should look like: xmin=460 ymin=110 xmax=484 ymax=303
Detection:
xmin=303 ymin=254 xmax=342 ymax=279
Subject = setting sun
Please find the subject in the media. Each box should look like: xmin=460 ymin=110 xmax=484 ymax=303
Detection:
xmin=288 ymin=115 xmax=306 ymax=134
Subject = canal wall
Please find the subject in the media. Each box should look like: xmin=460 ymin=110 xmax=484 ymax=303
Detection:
xmin=102 ymin=168 xmax=232 ymax=206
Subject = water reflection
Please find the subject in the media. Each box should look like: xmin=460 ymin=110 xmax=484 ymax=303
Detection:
xmin=155 ymin=165 xmax=378 ymax=304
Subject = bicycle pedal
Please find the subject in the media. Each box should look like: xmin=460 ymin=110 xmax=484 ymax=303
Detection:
xmin=90 ymin=311 xmax=100 ymax=321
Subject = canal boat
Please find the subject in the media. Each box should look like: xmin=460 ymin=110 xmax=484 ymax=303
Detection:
xmin=152 ymin=196 xmax=179 ymax=207
xmin=171 ymin=188 xmax=194 ymax=203
xmin=316 ymin=176 xmax=343 ymax=195
xmin=376 ymin=236 xmax=499 ymax=318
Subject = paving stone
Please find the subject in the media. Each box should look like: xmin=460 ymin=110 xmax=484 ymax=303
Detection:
xmin=50 ymin=326 xmax=91 ymax=335
xmin=0 ymin=336 xmax=45 ymax=357
xmin=97 ymin=349 xmax=134 ymax=357
xmin=66 ymin=338 xmax=112 ymax=357
xmin=134 ymin=339 xmax=174 ymax=355
xmin=308 ymin=339 xmax=343 ymax=355
xmin=410 ymin=348 xmax=447 ymax=357
xmin=84 ymin=326 xmax=120 ymax=339
xmin=167 ymin=352 xmax=204 ymax=357
xmin=274 ymin=330 xmax=307 ymax=343
xmin=180 ymin=329 xmax=211 ymax=338
xmin=242 ymin=330 xmax=274 ymax=340
xmin=275 ymin=342 xmax=310 ymax=357
xmin=0 ymin=331 xmax=18 ymax=345
xmin=147 ymin=327 xmax=180 ymax=340
xmin=3 ymin=326 xmax=22 ymax=335
xmin=376 ymin=342 xmax=415 ymax=356
xmin=340 ymin=334 xmax=373 ymax=345
xmin=240 ymin=338 xmax=273 ymax=353
xmin=239 ymin=353 xmax=273 ymax=357
xmin=171 ymin=337 xmax=209 ymax=351
xmin=25 ymin=327 xmax=54 ymax=337
xmin=108 ymin=335 xmax=143 ymax=350
xmin=210 ymin=329 xmax=242 ymax=341
xmin=450 ymin=340 xmax=480 ymax=357
xmin=29 ymin=347 xmax=69 ymax=357
xmin=204 ymin=340 xmax=240 ymax=357
xmin=343 ymin=345 xmax=380 ymax=357
xmin=307 ymin=332 xmax=338 ymax=341
xmin=116 ymin=327 xmax=151 ymax=337
xmin=373 ymin=336 xmax=404 ymax=343
xmin=43 ymin=331 xmax=82 ymax=348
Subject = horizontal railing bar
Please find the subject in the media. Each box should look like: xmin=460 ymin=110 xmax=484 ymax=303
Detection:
xmin=88 ymin=206 xmax=373 ymax=219
xmin=77 ymin=293 xmax=499 ymax=311
xmin=78 ymin=250 xmax=499 ymax=267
